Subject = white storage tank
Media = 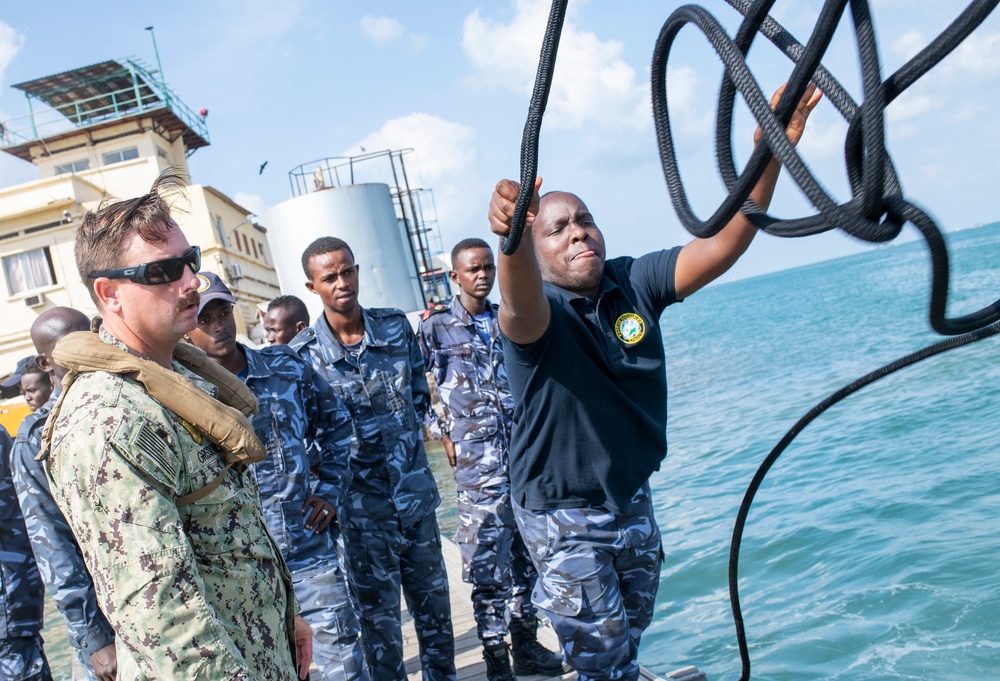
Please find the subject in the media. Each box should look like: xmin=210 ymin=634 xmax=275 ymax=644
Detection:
xmin=263 ymin=182 xmax=423 ymax=323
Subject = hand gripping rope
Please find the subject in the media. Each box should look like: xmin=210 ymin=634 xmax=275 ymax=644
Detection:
xmin=505 ymin=1 xmax=1000 ymax=679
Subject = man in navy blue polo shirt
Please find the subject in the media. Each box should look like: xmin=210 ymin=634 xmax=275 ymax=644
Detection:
xmin=487 ymin=83 xmax=821 ymax=680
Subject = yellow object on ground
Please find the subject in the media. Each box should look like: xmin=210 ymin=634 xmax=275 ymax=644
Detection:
xmin=0 ymin=399 xmax=31 ymax=437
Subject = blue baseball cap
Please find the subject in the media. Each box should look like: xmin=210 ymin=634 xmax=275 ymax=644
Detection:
xmin=1 ymin=355 xmax=38 ymax=389
xmin=196 ymin=271 xmax=236 ymax=313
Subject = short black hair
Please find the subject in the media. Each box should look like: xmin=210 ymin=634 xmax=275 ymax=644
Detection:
xmin=301 ymin=237 xmax=354 ymax=278
xmin=266 ymin=295 xmax=310 ymax=326
xmin=21 ymin=363 xmax=50 ymax=384
xmin=450 ymin=238 xmax=492 ymax=264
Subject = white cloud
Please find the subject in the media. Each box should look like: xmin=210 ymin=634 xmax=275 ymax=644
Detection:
xmin=344 ymin=114 xmax=482 ymax=244
xmin=942 ymin=31 xmax=1000 ymax=77
xmin=233 ymin=191 xmax=269 ymax=218
xmin=795 ymin=117 xmax=847 ymax=161
xmin=359 ymin=15 xmax=406 ymax=45
xmin=892 ymin=29 xmax=926 ymax=62
xmin=462 ymin=0 xmax=649 ymax=132
xmin=886 ymin=89 xmax=941 ymax=124
xmin=0 ymin=21 xmax=26 ymax=89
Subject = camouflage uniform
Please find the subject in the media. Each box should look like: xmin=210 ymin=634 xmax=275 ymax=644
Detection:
xmin=291 ymin=308 xmax=455 ymax=681
xmin=241 ymin=344 xmax=367 ymax=681
xmin=512 ymin=485 xmax=660 ymax=681
xmin=11 ymin=391 xmax=115 ymax=681
xmin=1 ymin=428 xmax=52 ymax=681
xmin=42 ymin=327 xmax=299 ymax=680
xmin=417 ymin=296 xmax=537 ymax=642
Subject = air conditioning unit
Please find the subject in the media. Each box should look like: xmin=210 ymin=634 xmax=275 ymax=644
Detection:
xmin=230 ymin=263 xmax=245 ymax=280
xmin=24 ymin=292 xmax=45 ymax=308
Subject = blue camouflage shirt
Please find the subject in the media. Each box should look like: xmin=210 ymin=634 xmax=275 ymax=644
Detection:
xmin=291 ymin=307 xmax=440 ymax=530
xmin=0 ymin=428 xmax=44 ymax=640
xmin=418 ymin=296 xmax=514 ymax=491
xmin=242 ymin=344 xmax=353 ymax=573
xmin=11 ymin=391 xmax=115 ymax=657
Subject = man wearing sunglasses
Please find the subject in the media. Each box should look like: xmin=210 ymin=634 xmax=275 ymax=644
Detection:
xmin=40 ymin=171 xmax=312 ymax=681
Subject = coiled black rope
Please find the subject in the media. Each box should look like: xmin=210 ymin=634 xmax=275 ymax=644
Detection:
xmin=652 ymin=0 xmax=1000 ymax=336
xmin=506 ymin=0 xmax=1000 ymax=678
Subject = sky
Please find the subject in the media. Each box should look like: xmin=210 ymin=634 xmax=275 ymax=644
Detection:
xmin=1 ymin=0 xmax=998 ymax=283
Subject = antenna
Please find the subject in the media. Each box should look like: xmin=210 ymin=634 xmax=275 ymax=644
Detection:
xmin=144 ymin=26 xmax=170 ymax=108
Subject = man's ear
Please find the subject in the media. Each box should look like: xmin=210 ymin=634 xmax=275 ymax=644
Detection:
xmin=295 ymin=321 xmax=306 ymax=333
xmin=305 ymin=280 xmax=316 ymax=295
xmin=93 ymin=278 xmax=122 ymax=314
xmin=35 ymin=353 xmax=52 ymax=373
xmin=448 ymin=270 xmax=459 ymax=284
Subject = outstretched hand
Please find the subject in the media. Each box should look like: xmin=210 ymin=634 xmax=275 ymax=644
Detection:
xmin=488 ymin=176 xmax=543 ymax=238
xmin=754 ymin=81 xmax=822 ymax=149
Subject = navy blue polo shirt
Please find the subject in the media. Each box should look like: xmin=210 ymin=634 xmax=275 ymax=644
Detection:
xmin=501 ymin=249 xmax=681 ymax=514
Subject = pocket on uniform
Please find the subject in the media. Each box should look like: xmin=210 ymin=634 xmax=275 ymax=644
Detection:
xmin=531 ymin=574 xmax=584 ymax=617
xmin=450 ymin=417 xmax=498 ymax=442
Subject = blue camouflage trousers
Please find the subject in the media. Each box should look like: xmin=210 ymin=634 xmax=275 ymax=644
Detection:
xmin=513 ymin=485 xmax=662 ymax=681
xmin=456 ymin=486 xmax=536 ymax=641
xmin=0 ymin=636 xmax=52 ymax=681
xmin=293 ymin=560 xmax=369 ymax=681
xmin=343 ymin=511 xmax=456 ymax=681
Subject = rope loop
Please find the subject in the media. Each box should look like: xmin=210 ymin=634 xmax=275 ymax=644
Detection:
xmin=652 ymin=0 xmax=1000 ymax=334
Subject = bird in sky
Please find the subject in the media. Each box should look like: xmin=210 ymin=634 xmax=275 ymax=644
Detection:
xmin=259 ymin=161 xmax=268 ymax=175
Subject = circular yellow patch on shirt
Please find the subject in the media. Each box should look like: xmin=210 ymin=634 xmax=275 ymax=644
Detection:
xmin=615 ymin=312 xmax=645 ymax=345
xmin=196 ymin=274 xmax=212 ymax=293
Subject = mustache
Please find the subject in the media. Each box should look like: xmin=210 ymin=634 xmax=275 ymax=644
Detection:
xmin=178 ymin=291 xmax=200 ymax=313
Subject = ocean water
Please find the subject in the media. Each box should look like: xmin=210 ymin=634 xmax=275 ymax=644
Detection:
xmin=639 ymin=223 xmax=1000 ymax=679
xmin=41 ymin=224 xmax=999 ymax=680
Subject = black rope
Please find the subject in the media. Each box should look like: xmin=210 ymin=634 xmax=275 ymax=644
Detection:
xmin=506 ymin=1 xmax=1000 ymax=679
xmin=500 ymin=0 xmax=568 ymax=256
xmin=651 ymin=0 xmax=1000 ymax=335
xmin=727 ymin=320 xmax=1000 ymax=681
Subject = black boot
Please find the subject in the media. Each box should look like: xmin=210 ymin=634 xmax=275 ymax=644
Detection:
xmin=483 ymin=638 xmax=516 ymax=681
xmin=510 ymin=616 xmax=565 ymax=675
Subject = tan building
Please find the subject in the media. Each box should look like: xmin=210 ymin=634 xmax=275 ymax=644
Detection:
xmin=0 ymin=58 xmax=280 ymax=377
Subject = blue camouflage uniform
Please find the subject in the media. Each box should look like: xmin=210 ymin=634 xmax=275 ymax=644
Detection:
xmin=291 ymin=307 xmax=455 ymax=681
xmin=501 ymin=251 xmax=680 ymax=680
xmin=0 ymin=428 xmax=53 ymax=681
xmin=417 ymin=296 xmax=538 ymax=642
xmin=240 ymin=343 xmax=367 ymax=681
xmin=11 ymin=392 xmax=115 ymax=681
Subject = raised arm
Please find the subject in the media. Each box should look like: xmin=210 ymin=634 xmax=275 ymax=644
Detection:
xmin=488 ymin=176 xmax=550 ymax=345
xmin=674 ymin=83 xmax=822 ymax=299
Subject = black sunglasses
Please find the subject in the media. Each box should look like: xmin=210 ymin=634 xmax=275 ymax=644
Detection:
xmin=88 ymin=246 xmax=201 ymax=285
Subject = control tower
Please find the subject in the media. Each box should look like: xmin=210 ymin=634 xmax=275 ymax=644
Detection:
xmin=0 ymin=57 xmax=279 ymax=375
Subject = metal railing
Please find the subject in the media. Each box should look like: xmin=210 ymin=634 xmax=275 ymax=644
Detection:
xmin=0 ymin=58 xmax=208 ymax=149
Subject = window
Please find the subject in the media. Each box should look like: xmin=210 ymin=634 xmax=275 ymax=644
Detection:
xmin=156 ymin=147 xmax=169 ymax=160
xmin=102 ymin=147 xmax=140 ymax=165
xmin=3 ymin=247 xmax=56 ymax=295
xmin=54 ymin=159 xmax=90 ymax=175
xmin=213 ymin=215 xmax=226 ymax=247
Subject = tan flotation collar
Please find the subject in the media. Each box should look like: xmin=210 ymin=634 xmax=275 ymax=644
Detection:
xmin=41 ymin=329 xmax=266 ymax=505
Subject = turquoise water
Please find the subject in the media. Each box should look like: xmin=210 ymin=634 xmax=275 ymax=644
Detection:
xmin=640 ymin=223 xmax=1000 ymax=679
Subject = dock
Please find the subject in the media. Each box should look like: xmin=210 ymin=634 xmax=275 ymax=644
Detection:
xmin=64 ymin=536 xmax=705 ymax=680
xmin=400 ymin=537 xmax=707 ymax=681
